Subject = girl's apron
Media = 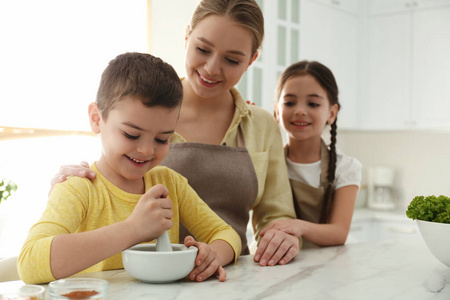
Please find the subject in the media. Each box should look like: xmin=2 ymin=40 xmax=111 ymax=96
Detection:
xmin=160 ymin=126 xmax=258 ymax=255
xmin=287 ymin=140 xmax=330 ymax=249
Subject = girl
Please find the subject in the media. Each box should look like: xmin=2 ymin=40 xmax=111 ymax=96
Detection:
xmin=49 ymin=0 xmax=299 ymax=266
xmin=261 ymin=61 xmax=362 ymax=248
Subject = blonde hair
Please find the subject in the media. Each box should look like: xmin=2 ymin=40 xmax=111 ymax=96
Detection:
xmin=189 ymin=0 xmax=264 ymax=56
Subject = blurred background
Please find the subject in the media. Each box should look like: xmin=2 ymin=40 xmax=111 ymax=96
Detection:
xmin=1 ymin=0 xmax=450 ymax=257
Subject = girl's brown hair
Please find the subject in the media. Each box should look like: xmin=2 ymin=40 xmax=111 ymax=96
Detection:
xmin=189 ymin=0 xmax=264 ymax=56
xmin=276 ymin=60 xmax=340 ymax=223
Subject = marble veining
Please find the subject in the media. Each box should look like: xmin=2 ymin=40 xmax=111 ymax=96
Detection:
xmin=1 ymin=236 xmax=449 ymax=299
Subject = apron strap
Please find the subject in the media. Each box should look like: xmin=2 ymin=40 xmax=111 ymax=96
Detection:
xmin=319 ymin=139 xmax=330 ymax=189
xmin=237 ymin=124 xmax=246 ymax=148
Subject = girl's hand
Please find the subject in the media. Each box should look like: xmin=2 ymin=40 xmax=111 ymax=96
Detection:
xmin=254 ymin=226 xmax=300 ymax=267
xmin=184 ymin=236 xmax=227 ymax=282
xmin=50 ymin=161 xmax=96 ymax=187
xmin=260 ymin=219 xmax=303 ymax=238
xmin=125 ymin=184 xmax=174 ymax=244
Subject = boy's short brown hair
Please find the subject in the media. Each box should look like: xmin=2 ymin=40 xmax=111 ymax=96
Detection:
xmin=96 ymin=52 xmax=183 ymax=119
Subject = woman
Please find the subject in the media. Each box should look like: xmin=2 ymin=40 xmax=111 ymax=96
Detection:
xmin=51 ymin=0 xmax=299 ymax=266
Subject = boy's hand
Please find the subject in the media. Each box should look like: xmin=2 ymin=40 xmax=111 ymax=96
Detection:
xmin=184 ymin=236 xmax=226 ymax=282
xmin=126 ymin=184 xmax=173 ymax=244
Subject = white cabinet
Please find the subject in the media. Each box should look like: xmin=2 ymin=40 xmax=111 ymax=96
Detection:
xmin=370 ymin=0 xmax=450 ymax=15
xmin=312 ymin=0 xmax=361 ymax=14
xmin=300 ymin=0 xmax=363 ymax=129
xmin=237 ymin=0 xmax=302 ymax=112
xmin=348 ymin=220 xmax=375 ymax=243
xmin=363 ymin=1 xmax=450 ymax=130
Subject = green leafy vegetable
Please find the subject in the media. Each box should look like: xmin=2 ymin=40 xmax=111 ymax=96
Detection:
xmin=0 ymin=178 xmax=18 ymax=205
xmin=406 ymin=195 xmax=450 ymax=224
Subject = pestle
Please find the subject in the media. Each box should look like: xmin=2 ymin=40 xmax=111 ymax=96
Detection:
xmin=156 ymin=231 xmax=173 ymax=252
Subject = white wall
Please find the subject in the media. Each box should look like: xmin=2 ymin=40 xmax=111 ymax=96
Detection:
xmin=148 ymin=0 xmax=200 ymax=77
xmin=0 ymin=136 xmax=101 ymax=258
xmin=336 ymin=130 xmax=450 ymax=210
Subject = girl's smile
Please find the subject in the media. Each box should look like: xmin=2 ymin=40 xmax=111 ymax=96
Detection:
xmin=277 ymin=74 xmax=338 ymax=143
xmin=290 ymin=121 xmax=311 ymax=128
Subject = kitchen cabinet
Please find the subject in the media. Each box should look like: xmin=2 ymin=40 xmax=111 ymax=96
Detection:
xmin=363 ymin=1 xmax=450 ymax=130
xmin=311 ymin=0 xmax=361 ymax=14
xmin=237 ymin=0 xmax=302 ymax=112
xmin=299 ymin=0 xmax=364 ymax=129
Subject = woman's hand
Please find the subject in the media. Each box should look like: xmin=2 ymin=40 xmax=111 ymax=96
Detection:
xmin=50 ymin=161 xmax=96 ymax=187
xmin=254 ymin=225 xmax=300 ymax=266
xmin=184 ymin=236 xmax=227 ymax=282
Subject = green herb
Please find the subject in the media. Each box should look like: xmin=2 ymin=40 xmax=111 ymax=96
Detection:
xmin=406 ymin=195 xmax=450 ymax=224
xmin=0 ymin=178 xmax=18 ymax=205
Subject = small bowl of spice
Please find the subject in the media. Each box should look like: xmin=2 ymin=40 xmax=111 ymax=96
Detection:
xmin=48 ymin=278 xmax=108 ymax=300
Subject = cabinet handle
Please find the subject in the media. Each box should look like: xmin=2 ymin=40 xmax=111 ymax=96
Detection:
xmin=331 ymin=0 xmax=340 ymax=5
xmin=405 ymin=2 xmax=411 ymax=8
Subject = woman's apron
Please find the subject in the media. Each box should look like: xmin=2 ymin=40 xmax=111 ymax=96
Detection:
xmin=288 ymin=140 xmax=330 ymax=249
xmin=160 ymin=126 xmax=258 ymax=255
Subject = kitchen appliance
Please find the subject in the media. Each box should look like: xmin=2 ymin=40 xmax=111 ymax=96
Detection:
xmin=367 ymin=166 xmax=396 ymax=210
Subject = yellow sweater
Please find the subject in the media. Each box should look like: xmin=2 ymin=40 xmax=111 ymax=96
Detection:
xmin=18 ymin=164 xmax=241 ymax=284
xmin=171 ymin=86 xmax=296 ymax=237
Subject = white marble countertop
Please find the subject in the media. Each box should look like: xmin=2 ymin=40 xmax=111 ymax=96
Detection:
xmin=2 ymin=236 xmax=449 ymax=299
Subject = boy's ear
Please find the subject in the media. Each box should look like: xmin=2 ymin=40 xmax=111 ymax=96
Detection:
xmin=88 ymin=103 xmax=102 ymax=134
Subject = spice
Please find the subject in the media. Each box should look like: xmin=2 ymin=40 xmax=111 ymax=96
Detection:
xmin=61 ymin=290 xmax=99 ymax=299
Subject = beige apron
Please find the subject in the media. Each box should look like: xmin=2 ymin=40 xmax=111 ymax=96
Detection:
xmin=288 ymin=140 xmax=331 ymax=249
xmin=160 ymin=127 xmax=258 ymax=255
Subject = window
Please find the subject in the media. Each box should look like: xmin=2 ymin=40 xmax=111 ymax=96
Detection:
xmin=0 ymin=0 xmax=148 ymax=132
xmin=0 ymin=0 xmax=148 ymax=258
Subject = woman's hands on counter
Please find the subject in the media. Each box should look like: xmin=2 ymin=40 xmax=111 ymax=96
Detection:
xmin=254 ymin=228 xmax=299 ymax=266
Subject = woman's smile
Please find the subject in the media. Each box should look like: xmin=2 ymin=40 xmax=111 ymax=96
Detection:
xmin=197 ymin=71 xmax=221 ymax=87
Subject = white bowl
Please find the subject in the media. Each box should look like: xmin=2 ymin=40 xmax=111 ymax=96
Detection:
xmin=417 ymin=220 xmax=450 ymax=267
xmin=122 ymin=243 xmax=198 ymax=283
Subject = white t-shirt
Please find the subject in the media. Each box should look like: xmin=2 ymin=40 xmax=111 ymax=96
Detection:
xmin=286 ymin=148 xmax=362 ymax=190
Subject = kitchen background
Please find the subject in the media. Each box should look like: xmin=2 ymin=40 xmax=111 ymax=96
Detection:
xmin=1 ymin=0 xmax=449 ymax=258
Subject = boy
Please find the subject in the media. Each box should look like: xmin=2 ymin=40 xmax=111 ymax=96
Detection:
xmin=18 ymin=52 xmax=241 ymax=284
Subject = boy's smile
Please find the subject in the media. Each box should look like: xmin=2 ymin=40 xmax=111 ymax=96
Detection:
xmin=90 ymin=96 xmax=179 ymax=194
